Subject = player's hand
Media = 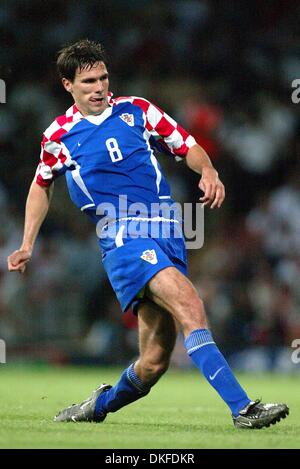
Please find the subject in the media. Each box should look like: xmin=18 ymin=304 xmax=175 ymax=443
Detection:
xmin=7 ymin=249 xmax=32 ymax=273
xmin=199 ymin=167 xmax=225 ymax=208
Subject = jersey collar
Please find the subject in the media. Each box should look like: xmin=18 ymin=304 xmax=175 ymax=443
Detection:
xmin=85 ymin=106 xmax=113 ymax=125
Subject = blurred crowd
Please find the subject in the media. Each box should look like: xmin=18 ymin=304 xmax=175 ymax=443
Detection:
xmin=0 ymin=0 xmax=300 ymax=370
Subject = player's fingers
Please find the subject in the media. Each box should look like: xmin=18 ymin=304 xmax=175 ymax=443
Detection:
xmin=200 ymin=198 xmax=211 ymax=207
xmin=200 ymin=183 xmax=213 ymax=202
xmin=205 ymin=183 xmax=214 ymax=200
xmin=210 ymin=185 xmax=225 ymax=209
xmin=19 ymin=265 xmax=26 ymax=274
xmin=8 ymin=262 xmax=27 ymax=273
xmin=199 ymin=179 xmax=207 ymax=196
xmin=7 ymin=255 xmax=18 ymax=271
xmin=7 ymin=258 xmax=18 ymax=270
xmin=210 ymin=192 xmax=221 ymax=209
xmin=7 ymin=251 xmax=30 ymax=271
xmin=199 ymin=177 xmax=225 ymax=207
xmin=217 ymin=184 xmax=226 ymax=207
xmin=8 ymin=262 xmax=23 ymax=272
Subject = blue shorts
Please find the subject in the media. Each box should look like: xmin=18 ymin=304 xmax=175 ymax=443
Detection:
xmin=99 ymin=218 xmax=188 ymax=312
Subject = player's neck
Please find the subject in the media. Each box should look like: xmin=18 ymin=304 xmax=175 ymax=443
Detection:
xmin=75 ymin=102 xmax=110 ymax=117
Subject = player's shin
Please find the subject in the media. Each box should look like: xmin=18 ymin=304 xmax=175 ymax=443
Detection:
xmin=95 ymin=363 xmax=151 ymax=418
xmin=184 ymin=329 xmax=251 ymax=416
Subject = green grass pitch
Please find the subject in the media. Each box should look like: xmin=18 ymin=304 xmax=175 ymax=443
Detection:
xmin=0 ymin=365 xmax=299 ymax=449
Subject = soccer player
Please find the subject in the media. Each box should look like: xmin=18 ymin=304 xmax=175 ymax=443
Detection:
xmin=7 ymin=40 xmax=289 ymax=429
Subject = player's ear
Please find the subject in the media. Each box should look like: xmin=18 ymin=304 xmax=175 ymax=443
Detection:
xmin=62 ymin=77 xmax=73 ymax=93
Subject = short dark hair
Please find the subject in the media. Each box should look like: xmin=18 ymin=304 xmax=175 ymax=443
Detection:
xmin=57 ymin=39 xmax=107 ymax=82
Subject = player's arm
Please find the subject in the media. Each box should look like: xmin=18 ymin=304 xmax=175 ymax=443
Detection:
xmin=7 ymin=181 xmax=54 ymax=273
xmin=185 ymin=143 xmax=225 ymax=209
xmin=135 ymin=97 xmax=225 ymax=209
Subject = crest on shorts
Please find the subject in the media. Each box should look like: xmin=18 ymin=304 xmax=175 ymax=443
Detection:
xmin=140 ymin=249 xmax=158 ymax=265
xmin=119 ymin=113 xmax=134 ymax=127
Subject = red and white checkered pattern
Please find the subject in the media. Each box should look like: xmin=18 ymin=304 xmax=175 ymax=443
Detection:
xmin=35 ymin=103 xmax=83 ymax=187
xmin=112 ymin=95 xmax=196 ymax=159
xmin=35 ymin=94 xmax=196 ymax=187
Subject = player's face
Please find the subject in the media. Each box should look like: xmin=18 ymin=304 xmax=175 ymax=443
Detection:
xmin=62 ymin=62 xmax=109 ymax=116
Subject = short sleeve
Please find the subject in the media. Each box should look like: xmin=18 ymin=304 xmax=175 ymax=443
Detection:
xmin=132 ymin=97 xmax=197 ymax=160
xmin=35 ymin=134 xmax=67 ymax=187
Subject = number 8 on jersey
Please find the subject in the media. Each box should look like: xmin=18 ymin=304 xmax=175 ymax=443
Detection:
xmin=106 ymin=138 xmax=123 ymax=162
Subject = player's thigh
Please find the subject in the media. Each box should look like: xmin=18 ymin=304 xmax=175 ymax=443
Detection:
xmin=145 ymin=266 xmax=207 ymax=332
xmin=137 ymin=300 xmax=178 ymax=363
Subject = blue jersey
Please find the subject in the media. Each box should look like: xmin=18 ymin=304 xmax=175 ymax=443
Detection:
xmin=35 ymin=93 xmax=196 ymax=221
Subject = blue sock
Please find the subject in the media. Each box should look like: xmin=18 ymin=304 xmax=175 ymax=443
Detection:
xmin=95 ymin=363 xmax=151 ymax=417
xmin=185 ymin=329 xmax=251 ymax=416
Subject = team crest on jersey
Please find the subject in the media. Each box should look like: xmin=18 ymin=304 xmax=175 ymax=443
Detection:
xmin=140 ymin=249 xmax=158 ymax=265
xmin=120 ymin=113 xmax=135 ymax=127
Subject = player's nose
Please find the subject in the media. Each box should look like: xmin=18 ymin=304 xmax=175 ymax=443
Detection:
xmin=95 ymin=79 xmax=105 ymax=93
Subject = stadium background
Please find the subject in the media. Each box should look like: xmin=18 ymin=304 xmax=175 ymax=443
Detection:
xmin=1 ymin=0 xmax=300 ymax=373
